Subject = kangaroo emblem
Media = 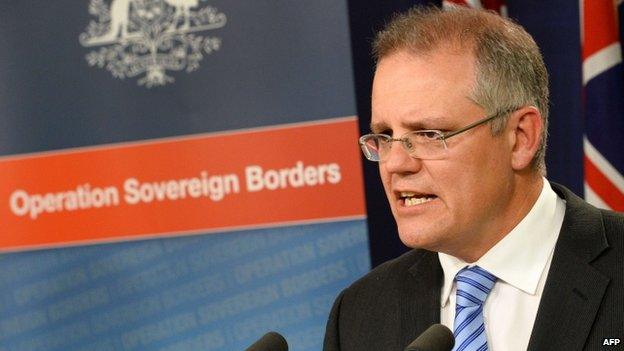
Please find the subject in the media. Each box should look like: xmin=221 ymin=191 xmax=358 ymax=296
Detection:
xmin=80 ymin=0 xmax=226 ymax=87
xmin=104 ymin=0 xmax=134 ymax=42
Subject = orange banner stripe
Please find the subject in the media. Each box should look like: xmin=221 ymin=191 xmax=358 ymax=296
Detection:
xmin=0 ymin=118 xmax=366 ymax=252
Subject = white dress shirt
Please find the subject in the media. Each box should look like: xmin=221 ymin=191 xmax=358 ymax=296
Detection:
xmin=439 ymin=180 xmax=566 ymax=351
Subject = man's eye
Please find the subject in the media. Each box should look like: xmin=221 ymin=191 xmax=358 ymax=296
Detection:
xmin=377 ymin=136 xmax=391 ymax=145
xmin=416 ymin=131 xmax=441 ymax=140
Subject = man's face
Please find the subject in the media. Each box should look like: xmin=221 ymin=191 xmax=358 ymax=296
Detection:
xmin=371 ymin=48 xmax=516 ymax=257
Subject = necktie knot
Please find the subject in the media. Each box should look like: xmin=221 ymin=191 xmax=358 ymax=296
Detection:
xmin=455 ymin=266 xmax=497 ymax=307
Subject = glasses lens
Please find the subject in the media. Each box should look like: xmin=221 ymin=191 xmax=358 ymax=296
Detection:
xmin=360 ymin=135 xmax=382 ymax=161
xmin=404 ymin=131 xmax=446 ymax=160
xmin=358 ymin=132 xmax=448 ymax=162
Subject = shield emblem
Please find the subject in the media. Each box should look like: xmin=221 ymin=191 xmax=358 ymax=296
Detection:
xmin=131 ymin=0 xmax=172 ymax=35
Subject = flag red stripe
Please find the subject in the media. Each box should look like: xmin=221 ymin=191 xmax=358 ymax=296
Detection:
xmin=482 ymin=0 xmax=505 ymax=10
xmin=584 ymin=155 xmax=624 ymax=211
xmin=444 ymin=0 xmax=470 ymax=5
xmin=582 ymin=0 xmax=619 ymax=59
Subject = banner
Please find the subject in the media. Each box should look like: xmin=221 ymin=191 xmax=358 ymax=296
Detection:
xmin=1 ymin=118 xmax=364 ymax=251
xmin=0 ymin=1 xmax=369 ymax=350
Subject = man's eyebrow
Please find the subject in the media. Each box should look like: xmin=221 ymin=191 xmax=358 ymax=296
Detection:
xmin=370 ymin=116 xmax=452 ymax=133
xmin=369 ymin=122 xmax=388 ymax=133
xmin=402 ymin=120 xmax=447 ymax=130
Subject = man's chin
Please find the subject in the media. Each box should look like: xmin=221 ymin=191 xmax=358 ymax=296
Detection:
xmin=397 ymin=227 xmax=443 ymax=251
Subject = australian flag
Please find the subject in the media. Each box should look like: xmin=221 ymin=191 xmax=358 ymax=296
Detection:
xmin=581 ymin=0 xmax=624 ymax=211
xmin=442 ymin=0 xmax=507 ymax=16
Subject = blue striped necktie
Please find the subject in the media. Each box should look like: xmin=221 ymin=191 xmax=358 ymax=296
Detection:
xmin=452 ymin=266 xmax=497 ymax=351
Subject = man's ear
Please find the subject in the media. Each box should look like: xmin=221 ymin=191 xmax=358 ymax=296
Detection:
xmin=508 ymin=106 xmax=543 ymax=171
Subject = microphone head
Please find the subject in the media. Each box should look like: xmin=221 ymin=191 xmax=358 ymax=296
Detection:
xmin=404 ymin=324 xmax=454 ymax=351
xmin=244 ymin=331 xmax=288 ymax=351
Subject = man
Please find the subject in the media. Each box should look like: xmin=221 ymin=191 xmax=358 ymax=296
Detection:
xmin=324 ymin=6 xmax=623 ymax=351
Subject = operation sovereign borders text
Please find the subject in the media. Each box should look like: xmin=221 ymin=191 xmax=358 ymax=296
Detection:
xmin=8 ymin=161 xmax=341 ymax=220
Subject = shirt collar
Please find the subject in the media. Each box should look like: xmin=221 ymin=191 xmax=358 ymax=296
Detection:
xmin=439 ymin=179 xmax=565 ymax=307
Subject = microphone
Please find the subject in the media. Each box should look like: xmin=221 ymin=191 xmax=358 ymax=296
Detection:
xmin=244 ymin=331 xmax=288 ymax=351
xmin=404 ymin=324 xmax=454 ymax=351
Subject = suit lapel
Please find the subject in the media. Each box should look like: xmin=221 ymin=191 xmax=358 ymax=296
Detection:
xmin=527 ymin=183 xmax=610 ymax=350
xmin=402 ymin=250 xmax=443 ymax=344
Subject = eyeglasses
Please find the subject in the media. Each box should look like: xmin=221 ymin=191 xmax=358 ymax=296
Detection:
xmin=359 ymin=109 xmax=513 ymax=161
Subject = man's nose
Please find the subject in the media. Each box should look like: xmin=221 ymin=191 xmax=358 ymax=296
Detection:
xmin=382 ymin=141 xmax=422 ymax=174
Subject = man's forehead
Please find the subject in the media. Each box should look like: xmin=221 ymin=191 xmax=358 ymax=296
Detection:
xmin=371 ymin=51 xmax=477 ymax=100
xmin=370 ymin=46 xmax=482 ymax=133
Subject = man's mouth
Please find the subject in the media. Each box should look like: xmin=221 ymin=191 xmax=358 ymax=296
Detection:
xmin=399 ymin=191 xmax=437 ymax=207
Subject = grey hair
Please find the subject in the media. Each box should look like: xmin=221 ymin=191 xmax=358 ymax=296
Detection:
xmin=373 ymin=6 xmax=549 ymax=174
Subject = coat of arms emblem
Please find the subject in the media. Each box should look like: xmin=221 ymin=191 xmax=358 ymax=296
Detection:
xmin=79 ymin=0 xmax=226 ymax=87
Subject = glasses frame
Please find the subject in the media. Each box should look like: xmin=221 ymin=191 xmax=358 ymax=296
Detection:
xmin=359 ymin=109 xmax=515 ymax=161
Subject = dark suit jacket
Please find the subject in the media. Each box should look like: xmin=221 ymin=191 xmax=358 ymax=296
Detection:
xmin=323 ymin=183 xmax=623 ymax=351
